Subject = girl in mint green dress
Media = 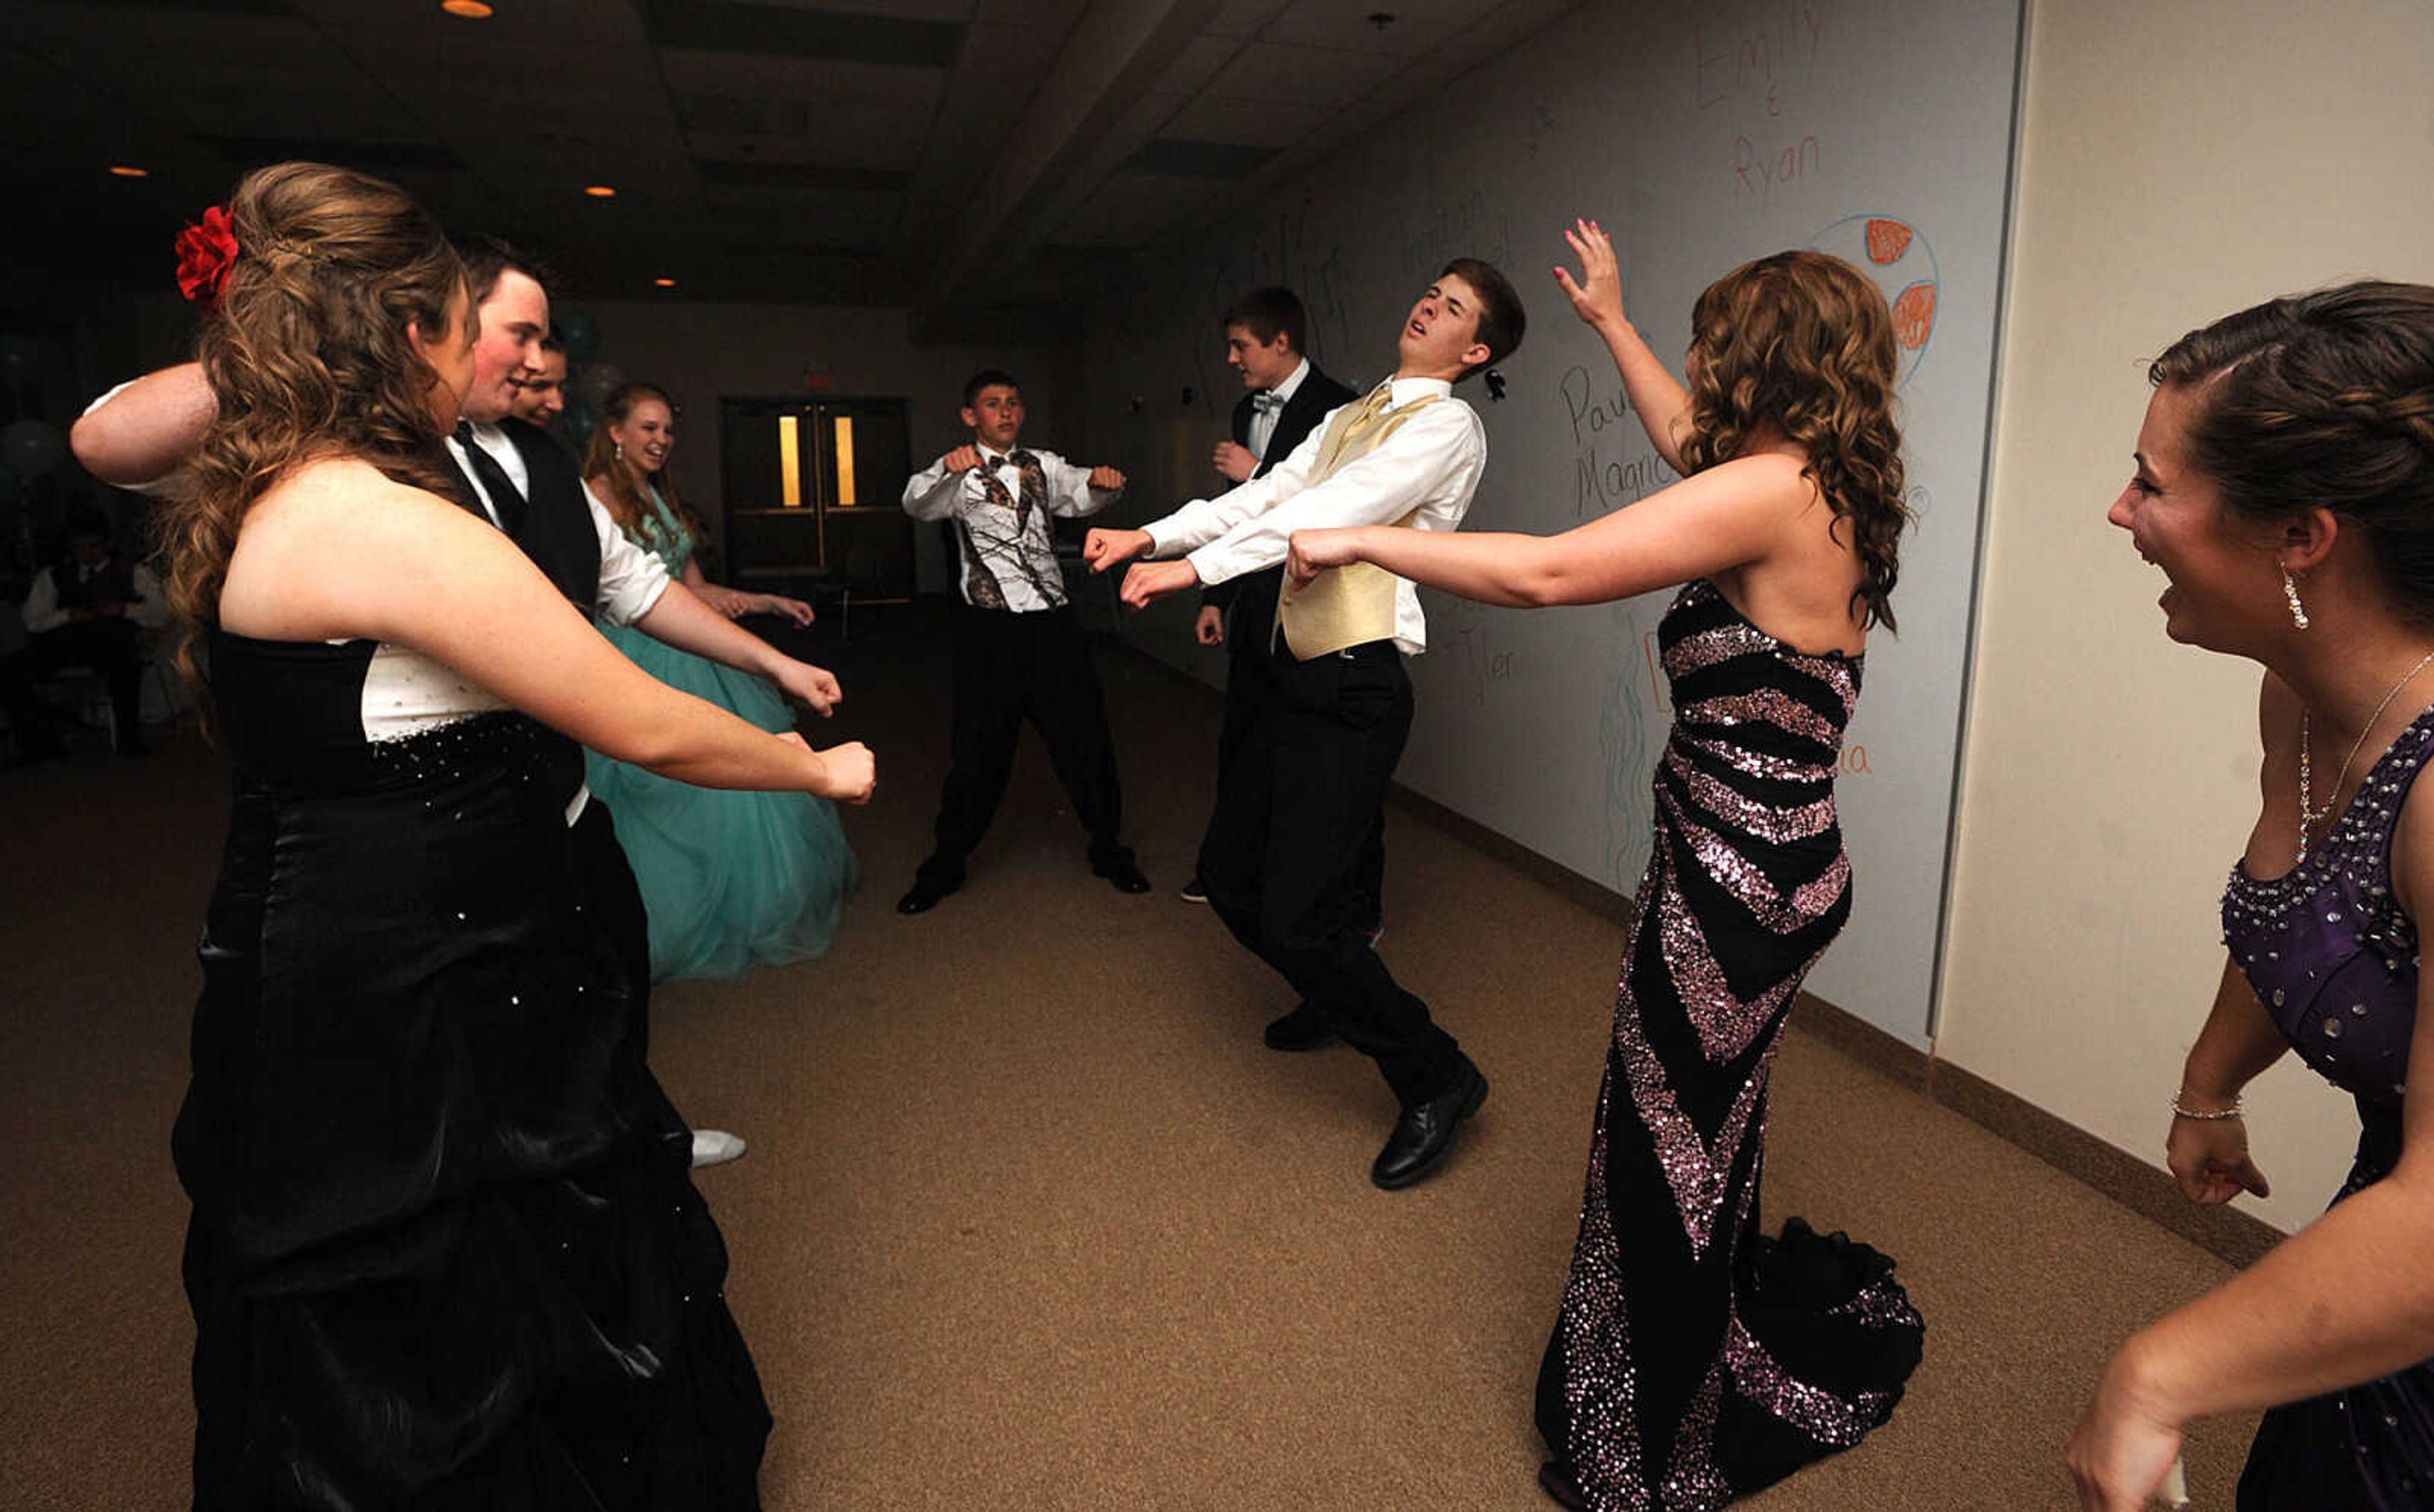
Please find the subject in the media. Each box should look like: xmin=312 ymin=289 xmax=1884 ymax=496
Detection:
xmin=584 ymin=383 xmax=858 ymax=980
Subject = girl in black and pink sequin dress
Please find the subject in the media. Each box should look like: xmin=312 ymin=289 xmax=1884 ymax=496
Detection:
xmin=2071 ymin=284 xmax=2434 ymax=1512
xmin=1289 ymin=222 xmax=1923 ymax=1509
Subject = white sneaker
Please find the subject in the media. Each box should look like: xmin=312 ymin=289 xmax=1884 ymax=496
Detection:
xmin=690 ymin=1129 xmax=747 ymax=1169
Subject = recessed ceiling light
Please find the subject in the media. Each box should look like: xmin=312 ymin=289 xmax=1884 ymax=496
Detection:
xmin=106 ymin=165 xmax=150 ymax=178
xmin=583 ymin=184 xmax=617 ymax=198
xmin=441 ymin=0 xmax=494 ymax=17
xmin=653 ymin=277 xmax=677 ymax=288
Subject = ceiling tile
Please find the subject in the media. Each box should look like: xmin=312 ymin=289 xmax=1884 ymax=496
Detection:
xmin=1202 ymin=0 xmax=1291 ymax=40
xmin=1160 ymin=93 xmax=1329 ymax=148
xmin=1150 ymin=34 xmax=1242 ymax=97
xmin=660 ymin=48 xmax=947 ymax=110
xmin=1202 ymin=41 xmax=1402 ymax=106
xmin=1257 ymin=0 xmax=1491 ymax=57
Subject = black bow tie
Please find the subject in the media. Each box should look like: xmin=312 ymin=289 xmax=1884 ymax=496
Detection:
xmin=989 ymin=451 xmax=1033 ymax=470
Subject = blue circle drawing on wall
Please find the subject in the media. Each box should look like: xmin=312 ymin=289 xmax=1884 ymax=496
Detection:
xmin=1807 ymin=214 xmax=1938 ymax=389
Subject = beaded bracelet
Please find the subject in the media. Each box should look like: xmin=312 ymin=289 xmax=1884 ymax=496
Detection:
xmin=2169 ymin=1094 xmax=2245 ymax=1121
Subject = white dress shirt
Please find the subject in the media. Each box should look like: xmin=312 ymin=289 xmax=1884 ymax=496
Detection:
xmin=1143 ymin=376 xmax=1484 ymax=655
xmin=21 ymin=559 xmax=170 ymax=635
xmin=444 ymin=421 xmax=672 ymax=629
xmin=1246 ymin=357 xmax=1313 ymax=460
xmin=903 ymin=444 xmax=1119 ymax=613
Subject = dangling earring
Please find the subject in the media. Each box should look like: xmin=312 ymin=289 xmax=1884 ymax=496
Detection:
xmin=614 ymin=439 xmax=624 ymax=463
xmin=2282 ymin=565 xmax=2310 ymax=631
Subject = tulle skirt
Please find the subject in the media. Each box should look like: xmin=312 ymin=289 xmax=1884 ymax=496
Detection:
xmin=586 ymin=624 xmax=859 ymax=982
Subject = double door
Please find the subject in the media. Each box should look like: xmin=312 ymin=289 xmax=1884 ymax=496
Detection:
xmin=718 ymin=396 xmax=913 ymax=601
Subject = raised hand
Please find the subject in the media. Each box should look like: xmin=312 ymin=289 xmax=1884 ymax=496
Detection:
xmin=1212 ymin=441 xmax=1258 ymax=484
xmin=943 ymin=444 xmax=984 ymax=473
xmin=1088 ymin=464 xmax=1126 ymax=490
xmin=2165 ymin=1109 xmax=2270 ymax=1204
xmin=1119 ymin=559 xmax=1199 ymax=610
xmin=1554 ymin=217 xmax=1628 ymax=334
xmin=1287 ymin=526 xmax=1364 ymax=586
xmin=1083 ymin=527 xmax=1153 ymax=574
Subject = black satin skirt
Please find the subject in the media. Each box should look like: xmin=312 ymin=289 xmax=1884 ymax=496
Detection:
xmin=173 ymin=738 xmax=768 ymax=1509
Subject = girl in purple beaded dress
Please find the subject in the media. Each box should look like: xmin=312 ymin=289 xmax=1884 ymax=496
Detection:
xmin=2070 ymin=283 xmax=2434 ymax=1512
xmin=1289 ymin=221 xmax=1924 ymax=1509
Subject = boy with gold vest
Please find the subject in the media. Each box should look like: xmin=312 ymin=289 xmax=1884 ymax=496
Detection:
xmin=1085 ymin=259 xmax=1524 ymax=1189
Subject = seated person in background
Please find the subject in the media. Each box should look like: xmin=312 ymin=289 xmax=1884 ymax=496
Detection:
xmin=2 ymin=504 xmax=166 ymax=757
xmin=896 ymin=368 xmax=1146 ymax=914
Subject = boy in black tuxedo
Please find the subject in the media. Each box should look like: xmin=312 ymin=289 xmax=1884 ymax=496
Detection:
xmin=1180 ymin=290 xmax=1373 ymax=941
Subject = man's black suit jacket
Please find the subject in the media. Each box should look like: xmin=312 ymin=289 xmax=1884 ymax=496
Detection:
xmin=441 ymin=416 xmax=603 ymax=812
xmin=1203 ymin=364 xmax=1359 ymax=655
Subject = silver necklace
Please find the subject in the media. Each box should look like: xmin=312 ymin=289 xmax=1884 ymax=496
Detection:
xmin=2297 ymin=646 xmax=2434 ymax=862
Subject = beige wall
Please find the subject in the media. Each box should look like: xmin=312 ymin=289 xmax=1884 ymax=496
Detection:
xmin=1938 ymin=0 xmax=2434 ymax=1231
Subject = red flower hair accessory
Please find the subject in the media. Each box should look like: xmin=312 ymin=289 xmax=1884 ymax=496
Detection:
xmin=175 ymin=206 xmax=239 ymax=307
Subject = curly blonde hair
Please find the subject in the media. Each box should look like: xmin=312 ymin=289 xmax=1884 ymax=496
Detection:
xmin=156 ymin=162 xmax=466 ymax=705
xmin=1679 ymin=250 xmax=1910 ymax=631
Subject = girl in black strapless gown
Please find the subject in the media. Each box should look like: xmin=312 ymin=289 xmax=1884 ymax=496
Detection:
xmin=148 ymin=164 xmax=874 ymax=1508
xmin=1287 ymin=222 xmax=1922 ymax=1509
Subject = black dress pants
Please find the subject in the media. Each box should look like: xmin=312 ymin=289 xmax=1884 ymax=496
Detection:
xmin=1199 ymin=639 xmax=1459 ymax=1106
xmin=918 ymin=603 xmax=1130 ymax=888
xmin=0 ymin=618 xmax=145 ymax=750
xmin=1215 ymin=641 xmax=1384 ymax=923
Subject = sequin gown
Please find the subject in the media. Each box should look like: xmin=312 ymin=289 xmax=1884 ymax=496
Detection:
xmin=584 ymin=490 xmax=859 ymax=981
xmin=1535 ymin=581 xmax=1924 ymax=1510
xmin=2220 ymin=702 xmax=2434 ymax=1511
xmin=176 ymin=632 xmax=769 ymax=1509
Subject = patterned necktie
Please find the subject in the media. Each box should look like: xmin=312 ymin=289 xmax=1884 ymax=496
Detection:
xmin=453 ymin=421 xmax=529 ymax=536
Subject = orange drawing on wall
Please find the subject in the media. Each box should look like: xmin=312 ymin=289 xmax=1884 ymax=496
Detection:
xmin=1891 ymin=281 xmax=1936 ymax=350
xmin=1864 ymin=217 xmax=1914 ymax=264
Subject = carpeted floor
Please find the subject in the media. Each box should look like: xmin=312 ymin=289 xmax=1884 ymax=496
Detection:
xmin=0 ymin=606 xmax=2257 ymax=1509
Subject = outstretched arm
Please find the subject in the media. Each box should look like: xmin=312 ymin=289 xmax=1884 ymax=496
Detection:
xmin=226 ymin=463 xmax=870 ymax=798
xmin=581 ymin=483 xmax=832 ymax=708
xmin=635 ymin=580 xmax=840 ymax=714
xmin=1040 ymin=454 xmax=1126 ymax=518
xmin=1557 ymin=219 xmax=1692 ymax=474
xmin=1288 ymin=452 xmax=1813 ymax=609
xmin=903 ymin=449 xmax=980 ymax=521
xmin=70 ymin=363 xmax=216 ymax=487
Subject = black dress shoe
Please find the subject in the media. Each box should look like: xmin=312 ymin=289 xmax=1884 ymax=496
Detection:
xmin=896 ymin=878 xmax=957 ymax=914
xmin=1093 ymin=857 xmax=1152 ymax=894
xmin=1536 ymin=1461 xmax=1588 ymax=1511
xmin=1370 ymin=1056 xmax=1487 ymax=1189
xmin=1261 ymin=1001 xmax=1335 ymax=1052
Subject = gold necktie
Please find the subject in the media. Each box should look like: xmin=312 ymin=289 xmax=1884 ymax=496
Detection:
xmin=1274 ymin=384 xmax=1441 ymax=660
